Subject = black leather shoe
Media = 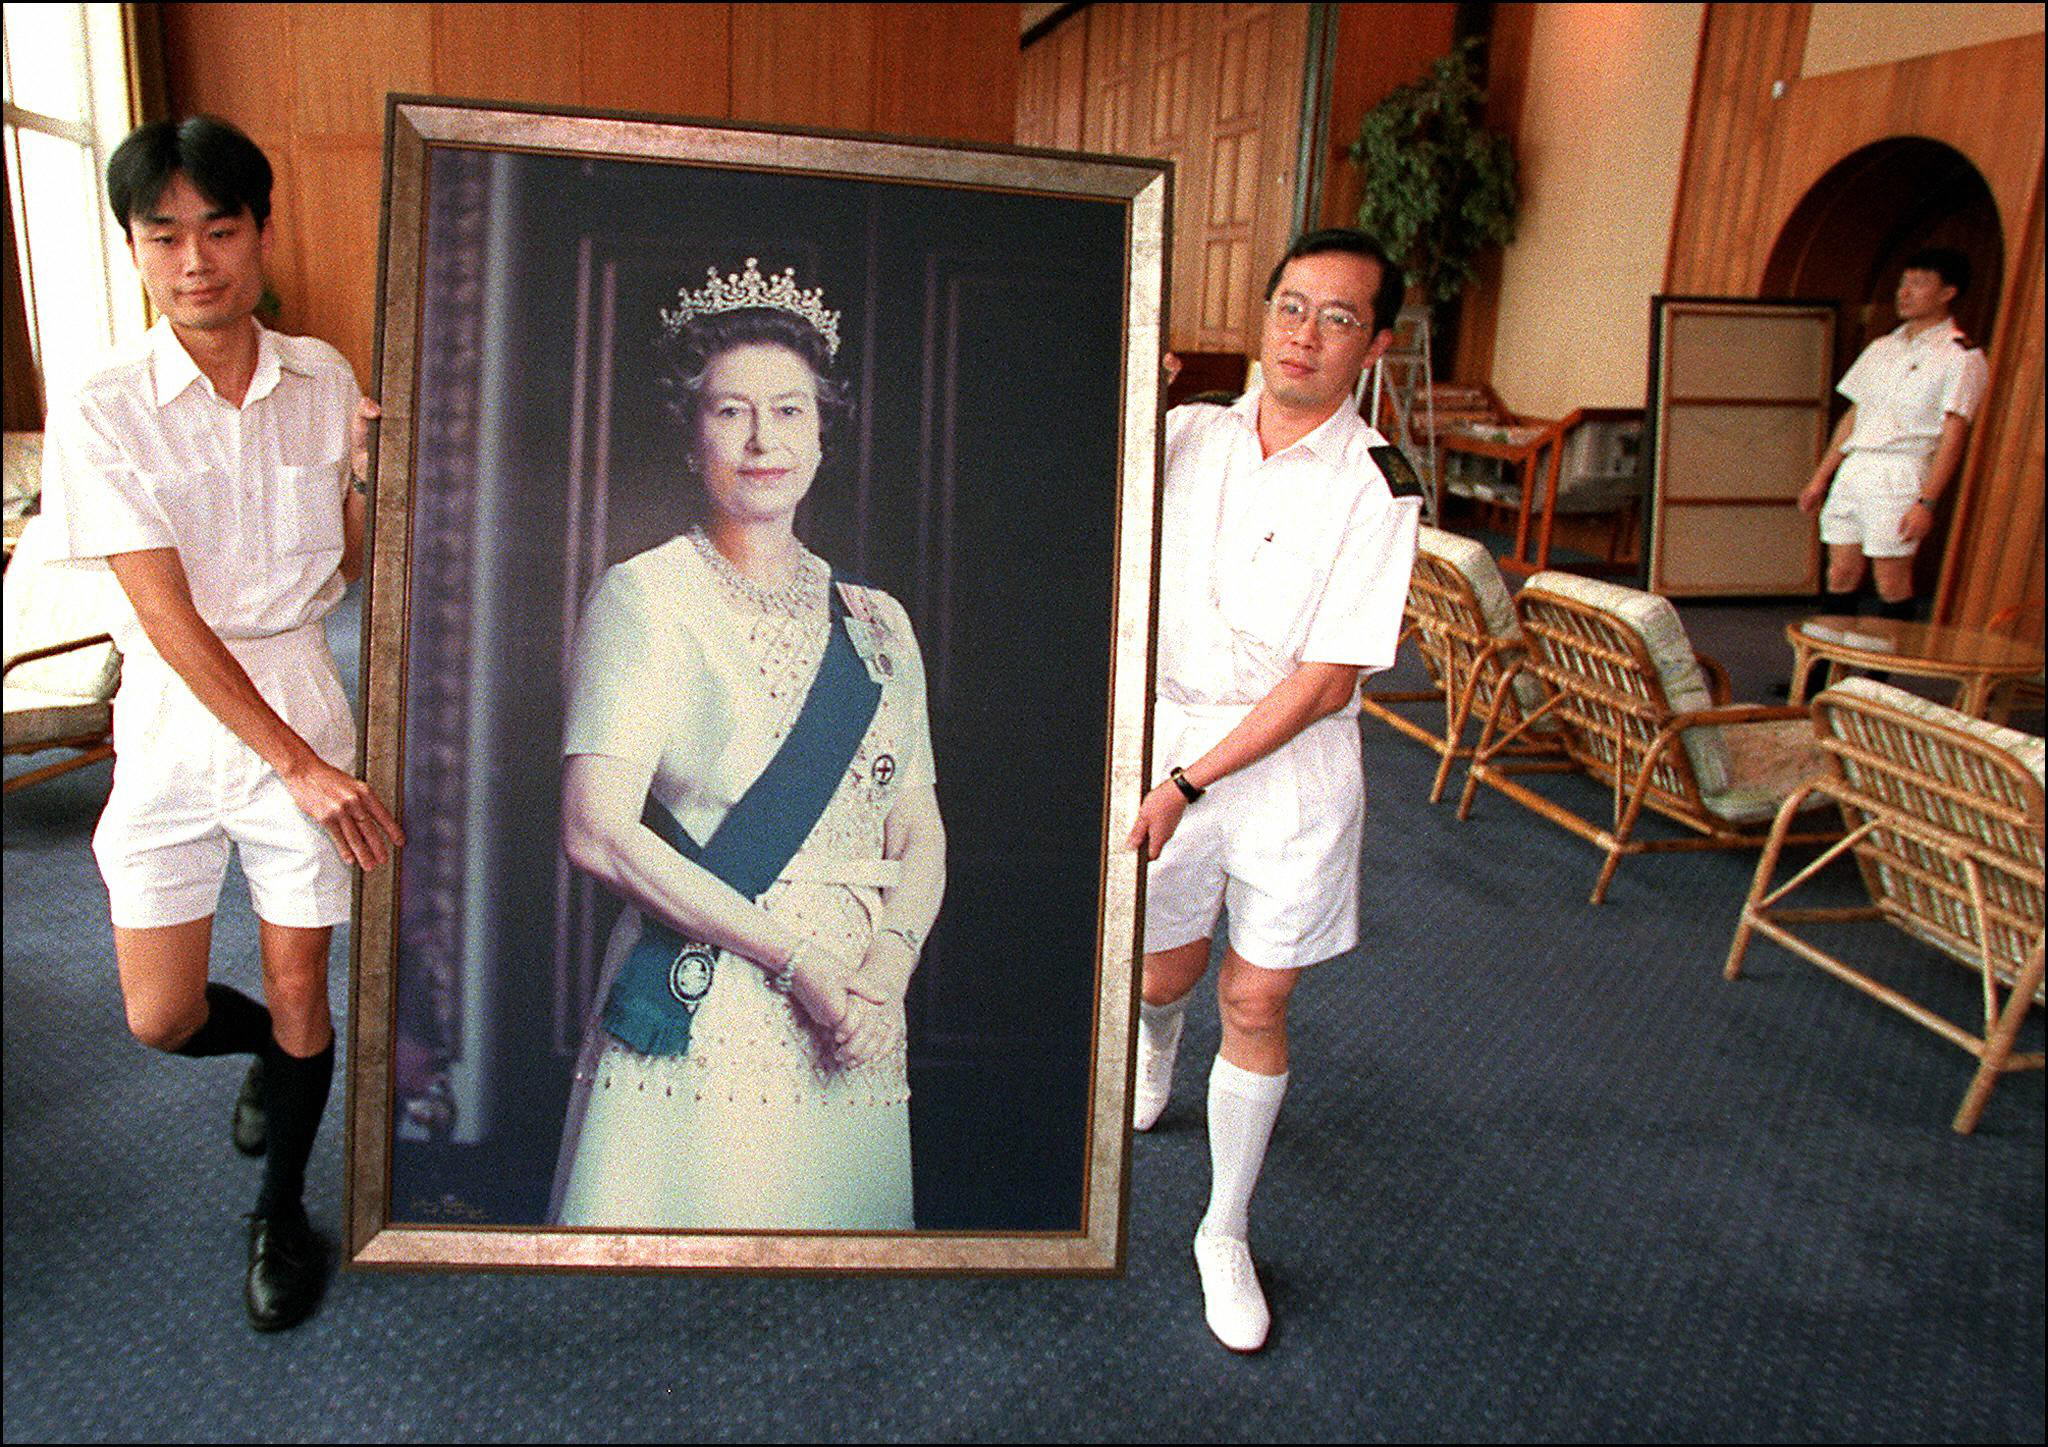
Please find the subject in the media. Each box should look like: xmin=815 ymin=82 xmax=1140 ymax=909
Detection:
xmin=244 ymin=1206 xmax=325 ymax=1332
xmin=232 ymin=1058 xmax=268 ymax=1157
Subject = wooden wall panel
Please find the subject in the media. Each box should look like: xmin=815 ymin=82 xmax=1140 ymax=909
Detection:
xmin=1316 ymin=2 xmax=1459 ymax=232
xmin=1767 ymin=33 xmax=2043 ymax=277
xmin=1200 ymin=3 xmax=1307 ymax=353
xmin=1664 ymin=4 xmax=1809 ymax=295
xmin=432 ymin=4 xmax=584 ymax=106
xmin=579 ymin=4 xmax=731 ymax=119
xmin=291 ymin=6 xmax=432 ymax=138
xmin=289 ymin=141 xmax=383 ymax=378
xmin=1031 ymin=2 xmax=1309 ymax=354
xmin=158 ymin=3 xmax=1023 ymax=392
xmin=1939 ymin=159 xmax=2045 ymax=642
xmin=872 ymin=4 xmax=1016 ymax=146
xmin=1016 ymin=8 xmax=1088 ymax=152
xmin=730 ymin=3 xmax=874 ymax=131
xmin=1082 ymin=3 xmax=1148 ymax=154
xmin=160 ymin=4 xmax=294 ymax=144
xmin=1662 ymin=6 xmax=2044 ymax=630
xmin=1146 ymin=6 xmax=1208 ymax=345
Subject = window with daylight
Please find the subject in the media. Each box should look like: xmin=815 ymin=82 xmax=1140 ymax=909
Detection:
xmin=3 ymin=1 xmax=143 ymax=406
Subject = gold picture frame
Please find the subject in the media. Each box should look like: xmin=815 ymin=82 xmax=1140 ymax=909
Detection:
xmin=344 ymin=97 xmax=1168 ymax=1274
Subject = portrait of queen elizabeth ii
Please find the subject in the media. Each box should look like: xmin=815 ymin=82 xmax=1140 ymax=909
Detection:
xmin=360 ymin=110 xmax=1163 ymax=1268
xmin=550 ymin=261 xmax=943 ymax=1229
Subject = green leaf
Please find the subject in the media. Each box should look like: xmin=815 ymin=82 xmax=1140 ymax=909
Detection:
xmin=1349 ymin=35 xmax=1519 ymax=303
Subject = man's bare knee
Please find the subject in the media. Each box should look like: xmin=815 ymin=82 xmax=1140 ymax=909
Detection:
xmin=1143 ymin=938 xmax=1211 ymax=1007
xmin=126 ymin=996 xmax=206 ymax=1052
xmin=1217 ymin=980 xmax=1290 ymax=1040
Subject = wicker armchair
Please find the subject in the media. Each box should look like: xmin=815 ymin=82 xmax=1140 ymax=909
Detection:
xmin=1457 ymin=571 xmax=1836 ymax=903
xmin=1724 ymin=679 xmax=2043 ymax=1134
xmin=1359 ymin=526 xmax=1570 ymax=802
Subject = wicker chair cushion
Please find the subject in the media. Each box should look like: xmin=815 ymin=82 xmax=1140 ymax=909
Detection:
xmin=1698 ymin=718 xmax=1828 ymax=824
xmin=2 ymin=688 xmax=111 ymax=748
xmin=3 ymin=514 xmax=123 ymax=700
xmin=1418 ymin=526 xmax=1515 ymax=637
xmin=1520 ymin=571 xmax=1731 ymax=792
xmin=1417 ymin=527 xmax=1547 ymax=716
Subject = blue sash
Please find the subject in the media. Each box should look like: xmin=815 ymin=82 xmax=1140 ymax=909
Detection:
xmin=599 ymin=575 xmax=883 ymax=1057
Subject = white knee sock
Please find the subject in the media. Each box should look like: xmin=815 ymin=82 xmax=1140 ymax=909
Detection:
xmin=1198 ymin=1055 xmax=1287 ymax=1242
xmin=1138 ymin=995 xmax=1187 ymax=1052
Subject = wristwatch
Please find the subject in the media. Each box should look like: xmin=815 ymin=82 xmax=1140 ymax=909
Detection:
xmin=1168 ymin=766 xmax=1204 ymax=803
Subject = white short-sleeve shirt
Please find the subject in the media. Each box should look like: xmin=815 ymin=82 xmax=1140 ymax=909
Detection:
xmin=1837 ymin=319 xmax=1989 ymax=457
xmin=1155 ymin=386 xmax=1420 ymax=711
xmin=40 ymin=317 xmax=358 ymax=656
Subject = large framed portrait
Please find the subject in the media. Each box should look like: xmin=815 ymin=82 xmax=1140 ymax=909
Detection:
xmin=343 ymin=98 xmax=1168 ymax=1273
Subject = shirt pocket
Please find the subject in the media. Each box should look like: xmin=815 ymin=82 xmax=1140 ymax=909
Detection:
xmin=271 ymin=459 xmax=346 ymax=557
xmin=1217 ymin=531 xmax=1320 ymax=650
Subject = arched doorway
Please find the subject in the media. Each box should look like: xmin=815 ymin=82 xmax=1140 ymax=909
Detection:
xmin=1762 ymin=138 xmax=2004 ymax=602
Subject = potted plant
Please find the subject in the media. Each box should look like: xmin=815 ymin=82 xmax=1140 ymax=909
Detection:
xmin=1349 ymin=37 xmax=1519 ymax=306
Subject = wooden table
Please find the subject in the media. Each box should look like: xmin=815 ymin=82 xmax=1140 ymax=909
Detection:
xmin=1785 ymin=615 xmax=2046 ymax=719
xmin=1438 ymin=420 xmax=1562 ymax=575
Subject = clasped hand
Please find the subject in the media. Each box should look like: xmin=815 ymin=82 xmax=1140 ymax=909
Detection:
xmin=784 ymin=943 xmax=902 ymax=1068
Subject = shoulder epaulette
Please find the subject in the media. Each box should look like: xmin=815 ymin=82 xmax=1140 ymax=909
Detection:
xmin=1367 ymin=444 xmax=1426 ymax=499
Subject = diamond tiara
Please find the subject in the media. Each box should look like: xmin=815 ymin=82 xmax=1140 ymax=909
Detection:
xmin=661 ymin=257 xmax=841 ymax=359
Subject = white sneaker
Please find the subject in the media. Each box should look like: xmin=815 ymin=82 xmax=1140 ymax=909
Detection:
xmin=1132 ymin=1008 xmax=1183 ymax=1131
xmin=1193 ymin=1231 xmax=1270 ymax=1352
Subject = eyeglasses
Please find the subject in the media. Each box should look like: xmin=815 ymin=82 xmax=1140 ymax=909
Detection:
xmin=1266 ymin=295 xmax=1369 ymax=337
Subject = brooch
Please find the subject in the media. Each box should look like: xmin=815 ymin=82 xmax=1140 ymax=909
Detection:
xmin=668 ymin=944 xmax=716 ymax=1013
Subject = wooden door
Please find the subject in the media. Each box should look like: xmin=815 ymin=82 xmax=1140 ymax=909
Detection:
xmin=1646 ymin=298 xmax=1834 ymax=596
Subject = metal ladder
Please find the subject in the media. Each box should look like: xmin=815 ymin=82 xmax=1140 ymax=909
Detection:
xmin=1366 ymin=303 xmax=1437 ymax=522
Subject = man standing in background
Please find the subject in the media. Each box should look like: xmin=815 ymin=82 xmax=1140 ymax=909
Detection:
xmin=1799 ymin=247 xmax=1989 ymax=622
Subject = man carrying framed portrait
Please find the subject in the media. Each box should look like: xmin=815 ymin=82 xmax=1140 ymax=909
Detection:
xmin=1129 ymin=228 xmax=1421 ymax=1352
xmin=39 ymin=115 xmax=402 ymax=1332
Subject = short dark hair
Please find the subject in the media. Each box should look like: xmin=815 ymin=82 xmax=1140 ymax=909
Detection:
xmin=106 ymin=116 xmax=273 ymax=237
xmin=656 ymin=304 xmax=853 ymax=522
xmin=1264 ymin=228 xmax=1406 ymax=335
xmin=1902 ymin=247 xmax=1970 ymax=297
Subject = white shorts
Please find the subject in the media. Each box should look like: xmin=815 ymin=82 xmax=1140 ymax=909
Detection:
xmin=94 ymin=622 xmax=355 ymax=930
xmin=1819 ymin=451 xmax=1929 ymax=559
xmin=1142 ymin=703 xmax=1362 ymax=970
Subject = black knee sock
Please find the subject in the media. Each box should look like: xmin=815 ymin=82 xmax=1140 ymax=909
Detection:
xmin=170 ymin=984 xmax=273 ymax=1058
xmin=257 ymin=1037 xmax=334 ymax=1217
xmin=1823 ymin=588 xmax=1862 ymax=617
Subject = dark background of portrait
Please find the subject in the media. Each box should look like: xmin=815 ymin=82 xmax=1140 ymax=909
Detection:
xmin=388 ymin=146 xmax=1129 ymax=1231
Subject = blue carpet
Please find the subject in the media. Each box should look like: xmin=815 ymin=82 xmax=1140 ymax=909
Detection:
xmin=3 ymin=586 xmax=2041 ymax=1443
